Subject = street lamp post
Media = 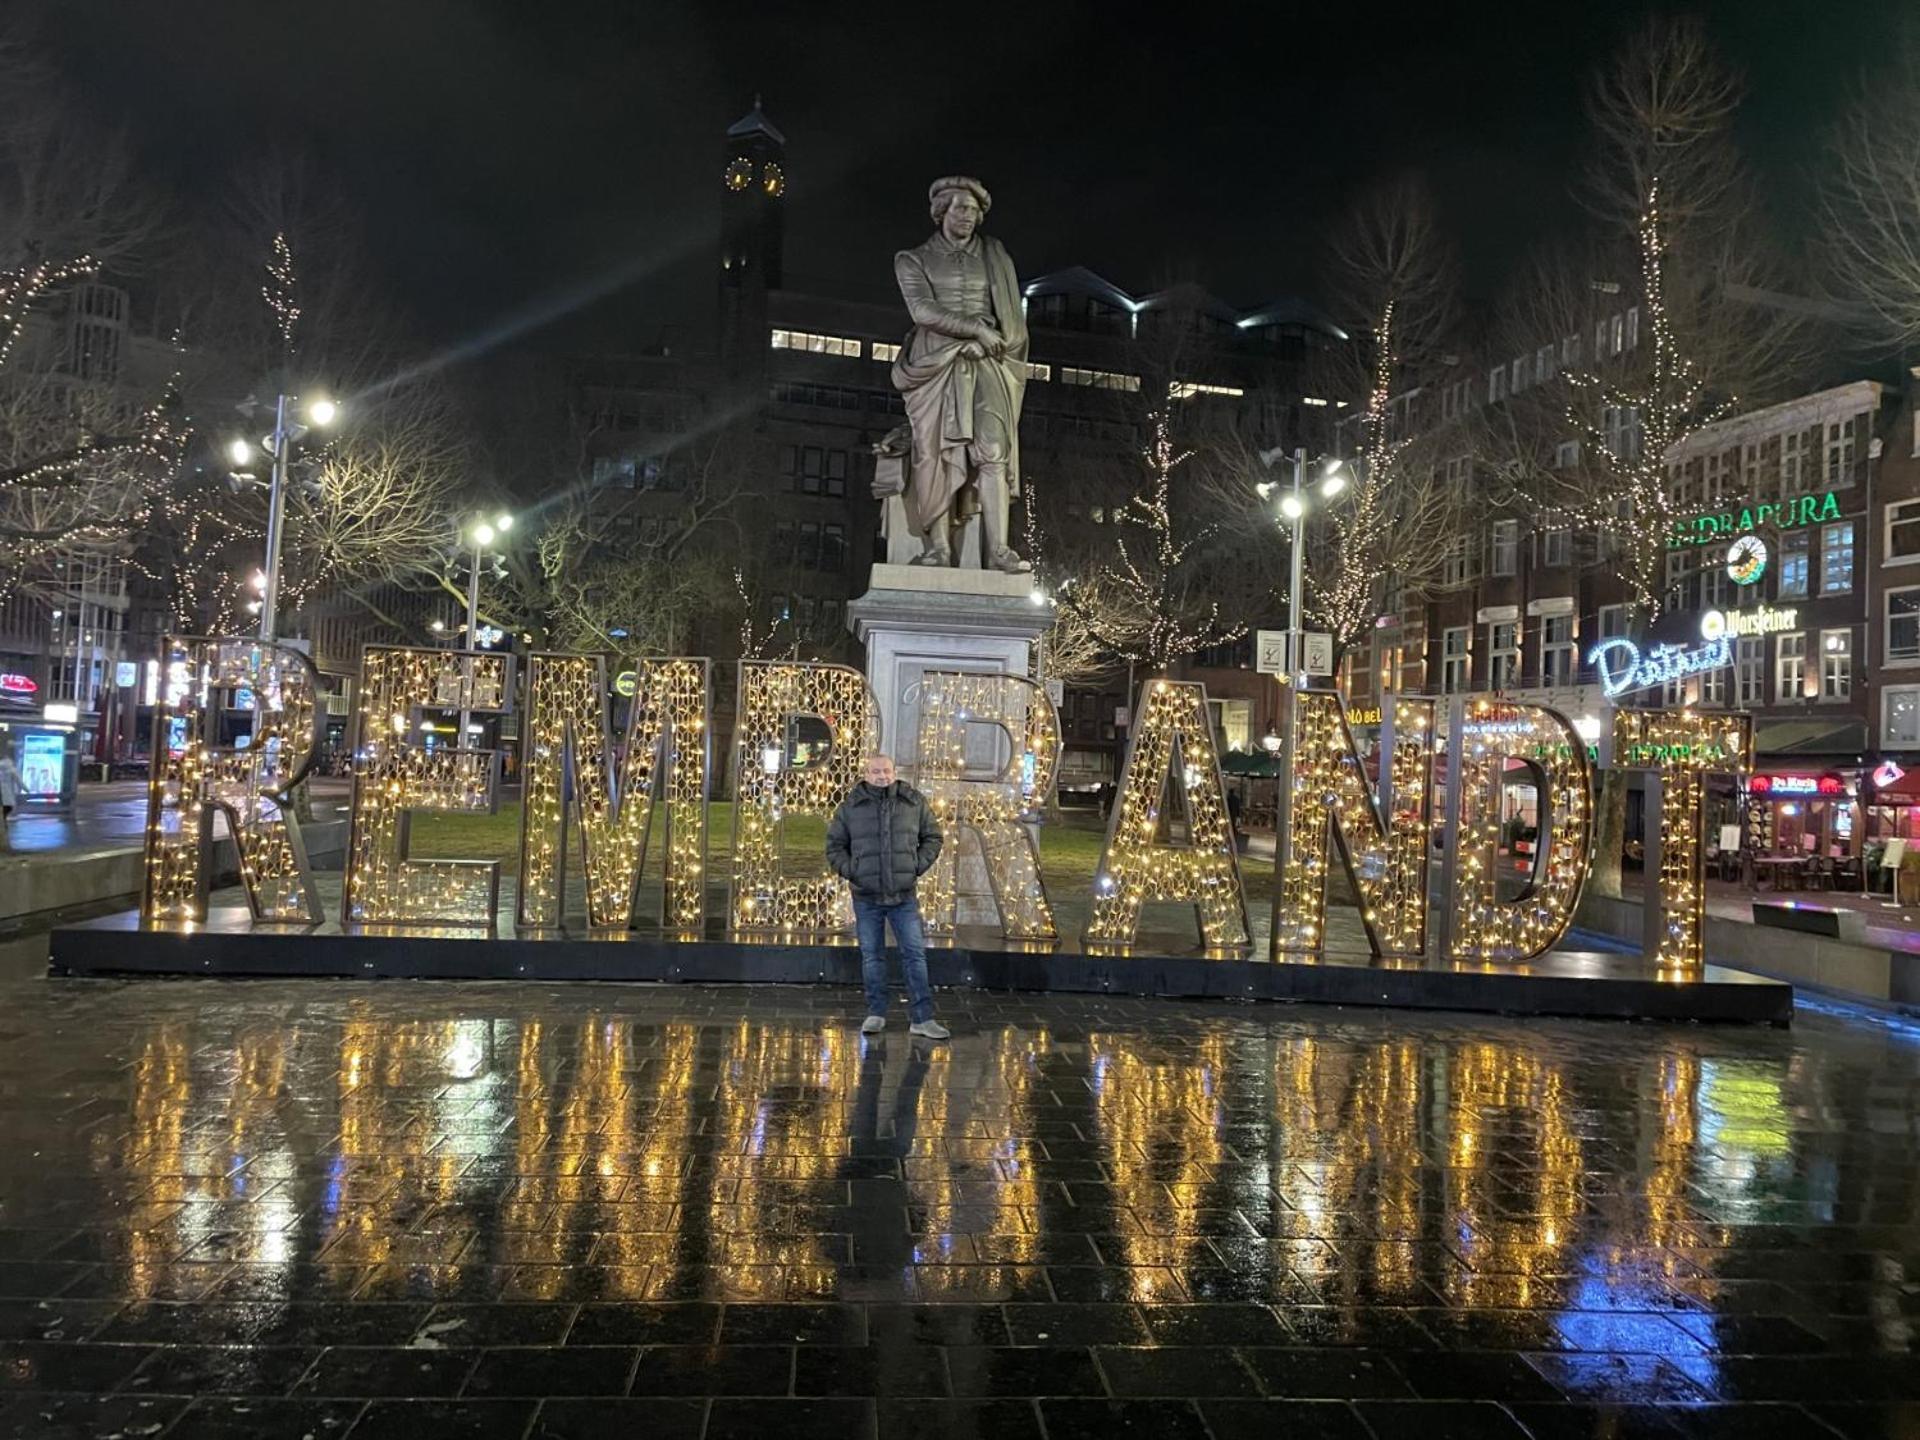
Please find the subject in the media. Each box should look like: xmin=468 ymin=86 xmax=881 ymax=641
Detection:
xmin=1261 ymin=449 xmax=1348 ymax=925
xmin=457 ymin=513 xmax=513 ymax=747
xmin=230 ymin=393 xmax=337 ymax=644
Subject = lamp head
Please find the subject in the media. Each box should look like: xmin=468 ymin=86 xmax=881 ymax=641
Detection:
xmin=472 ymin=523 xmax=496 ymax=547
xmin=1280 ymin=494 xmax=1306 ymax=521
xmin=306 ymin=397 xmax=338 ymax=427
xmin=226 ymin=437 xmax=253 ymax=467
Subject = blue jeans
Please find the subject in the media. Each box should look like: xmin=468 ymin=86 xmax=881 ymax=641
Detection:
xmin=853 ymin=894 xmax=934 ymax=1023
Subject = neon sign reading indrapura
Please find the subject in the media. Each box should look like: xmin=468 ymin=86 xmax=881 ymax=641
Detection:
xmin=1670 ymin=491 xmax=1841 ymax=548
xmin=1589 ymin=636 xmax=1731 ymax=699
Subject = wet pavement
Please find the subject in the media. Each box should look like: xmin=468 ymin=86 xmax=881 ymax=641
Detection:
xmin=0 ymin=977 xmax=1916 ymax=1439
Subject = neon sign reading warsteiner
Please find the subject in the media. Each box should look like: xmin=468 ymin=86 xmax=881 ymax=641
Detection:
xmin=1670 ymin=491 xmax=1841 ymax=548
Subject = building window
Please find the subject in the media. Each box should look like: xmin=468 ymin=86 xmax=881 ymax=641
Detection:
xmin=1821 ymin=521 xmax=1854 ymax=594
xmin=1624 ymin=306 xmax=1640 ymax=350
xmin=1776 ymin=632 xmax=1807 ymax=702
xmin=1886 ymin=686 xmax=1920 ymax=745
xmin=1553 ymin=440 xmax=1580 ymax=470
xmin=1024 ymin=362 xmax=1051 ymax=381
xmin=1826 ymin=419 xmax=1857 ymax=487
xmin=1535 ymin=344 xmax=1555 ymax=384
xmin=1889 ymin=588 xmax=1920 ymax=663
xmin=1540 ymin=527 xmax=1571 ymax=567
xmin=1890 ymin=500 xmax=1920 ymax=563
xmin=1596 ymin=317 xmax=1611 ymax=359
xmin=798 ymin=520 xmax=820 ymax=567
xmin=1442 ymin=627 xmax=1470 ymax=692
xmin=1490 ymin=520 xmax=1518 ymax=577
xmin=1603 ymin=405 xmax=1641 ymax=459
xmin=1598 ymin=604 xmax=1629 ymax=642
xmin=1612 ymin=313 xmax=1626 ymax=354
xmin=1701 ymin=543 xmax=1731 ymax=610
xmin=1736 ymin=637 xmax=1765 ymax=706
xmin=1822 ymin=629 xmax=1852 ymax=700
xmin=1488 ymin=620 xmax=1519 ymax=688
xmin=1699 ymin=663 xmax=1727 ymax=707
xmin=821 ymin=522 xmax=846 ymax=572
xmin=1442 ymin=536 xmax=1474 ymax=588
xmin=872 ymin=342 xmax=901 ymax=363
xmin=1060 ymin=366 xmax=1139 ymax=391
xmin=1542 ymin=615 xmax=1575 ymax=686
xmin=1488 ymin=367 xmax=1507 ymax=404
xmin=1777 ymin=531 xmax=1810 ymax=599
xmin=770 ymin=328 xmax=863 ymax=358
xmin=1781 ymin=431 xmax=1808 ymax=497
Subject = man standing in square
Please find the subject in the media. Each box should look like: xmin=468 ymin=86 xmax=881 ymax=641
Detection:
xmin=826 ymin=754 xmax=950 ymax=1038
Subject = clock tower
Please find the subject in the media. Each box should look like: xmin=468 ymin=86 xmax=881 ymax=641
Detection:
xmin=718 ymin=96 xmax=786 ymax=375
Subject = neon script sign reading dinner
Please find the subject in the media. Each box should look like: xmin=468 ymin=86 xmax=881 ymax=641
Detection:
xmin=143 ymin=637 xmax=1749 ymax=971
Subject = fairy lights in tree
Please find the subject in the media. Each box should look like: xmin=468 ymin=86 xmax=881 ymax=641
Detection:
xmin=0 ymin=252 xmax=96 ymax=368
xmin=263 ymin=232 xmax=301 ymax=354
xmin=1550 ymin=181 xmax=1731 ymax=618
xmin=1059 ymin=410 xmax=1244 ymax=669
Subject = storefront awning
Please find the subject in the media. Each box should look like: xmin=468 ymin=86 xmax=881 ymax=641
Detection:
xmin=1752 ymin=720 xmax=1867 ymax=758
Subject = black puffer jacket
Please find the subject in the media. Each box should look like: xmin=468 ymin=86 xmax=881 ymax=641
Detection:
xmin=825 ymin=780 xmax=943 ymax=905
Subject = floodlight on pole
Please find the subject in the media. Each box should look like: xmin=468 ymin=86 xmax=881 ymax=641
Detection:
xmin=306 ymin=397 xmax=338 ymax=427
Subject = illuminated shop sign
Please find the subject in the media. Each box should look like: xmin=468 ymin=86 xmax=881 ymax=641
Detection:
xmin=0 ymin=673 xmax=36 ymax=695
xmin=1346 ymin=705 xmax=1381 ymax=726
xmin=1670 ymin=490 xmax=1841 ymax=548
xmin=1749 ymin=773 xmax=1848 ymax=798
xmin=1589 ymin=636 xmax=1730 ymax=699
xmin=1874 ymin=760 xmax=1906 ymax=788
xmin=1699 ymin=606 xmax=1797 ymax=641
xmin=1726 ymin=535 xmax=1767 ymax=585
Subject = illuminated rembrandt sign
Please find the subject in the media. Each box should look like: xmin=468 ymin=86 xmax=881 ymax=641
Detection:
xmin=1670 ymin=490 xmax=1841 ymax=548
xmin=142 ymin=637 xmax=1742 ymax=976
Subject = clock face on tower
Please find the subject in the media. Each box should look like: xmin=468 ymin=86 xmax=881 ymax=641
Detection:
xmin=724 ymin=157 xmax=752 ymax=192
xmin=762 ymin=161 xmax=785 ymax=197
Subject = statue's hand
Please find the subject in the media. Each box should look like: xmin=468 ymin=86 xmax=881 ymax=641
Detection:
xmin=960 ymin=340 xmax=986 ymax=360
xmin=976 ymin=327 xmax=1007 ymax=356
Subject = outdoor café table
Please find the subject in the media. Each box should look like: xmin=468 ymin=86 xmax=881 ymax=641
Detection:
xmin=1753 ymin=855 xmax=1809 ymax=890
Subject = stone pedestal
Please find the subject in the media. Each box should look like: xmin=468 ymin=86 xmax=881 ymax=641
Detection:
xmin=848 ymin=564 xmax=1051 ymax=927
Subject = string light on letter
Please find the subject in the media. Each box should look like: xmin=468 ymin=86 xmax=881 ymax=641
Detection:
xmin=517 ymin=654 xmax=711 ymax=936
xmin=1273 ymin=692 xmax=1436 ymax=961
xmin=728 ymin=661 xmax=879 ymax=936
xmin=1440 ymin=697 xmax=1592 ymax=964
xmin=1086 ymin=680 xmax=1249 ymax=954
xmin=914 ymin=670 xmax=1060 ymax=942
xmin=342 ymin=646 xmax=513 ymax=928
xmin=1604 ymin=708 xmax=1752 ymax=973
xmin=142 ymin=636 xmax=325 ymax=925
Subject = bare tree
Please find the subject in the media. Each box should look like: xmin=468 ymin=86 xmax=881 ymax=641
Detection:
xmin=1058 ymin=410 xmax=1250 ymax=671
xmin=1820 ymin=42 xmax=1920 ymax=350
xmin=1302 ymin=179 xmax=1465 ymax=656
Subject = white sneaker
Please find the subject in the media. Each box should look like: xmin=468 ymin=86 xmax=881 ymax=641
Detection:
xmin=861 ymin=1015 xmax=886 ymax=1034
xmin=908 ymin=1019 xmax=952 ymax=1040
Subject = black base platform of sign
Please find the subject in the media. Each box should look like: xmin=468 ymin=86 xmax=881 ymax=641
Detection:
xmin=47 ymin=908 xmax=1793 ymax=1025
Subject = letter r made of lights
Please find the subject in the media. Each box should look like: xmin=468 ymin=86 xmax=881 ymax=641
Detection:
xmin=143 ymin=636 xmax=326 ymax=926
xmin=915 ymin=670 xmax=1061 ymax=942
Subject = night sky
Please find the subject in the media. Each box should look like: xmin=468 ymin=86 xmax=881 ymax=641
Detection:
xmin=27 ymin=0 xmax=1895 ymax=356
